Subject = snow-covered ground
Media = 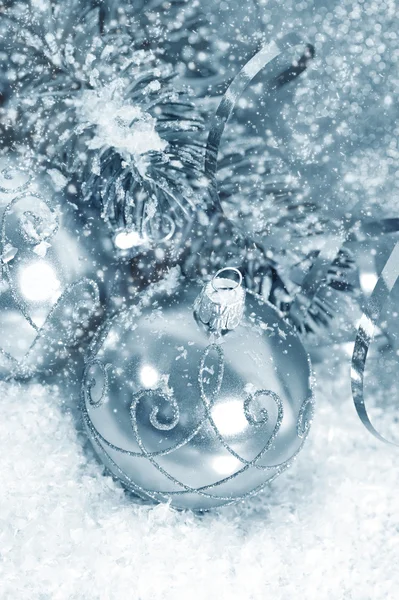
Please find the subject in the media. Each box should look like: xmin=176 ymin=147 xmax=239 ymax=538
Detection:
xmin=1 ymin=356 xmax=397 ymax=600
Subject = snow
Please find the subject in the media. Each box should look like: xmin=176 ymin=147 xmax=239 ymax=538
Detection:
xmin=77 ymin=82 xmax=167 ymax=174
xmin=1 ymin=355 xmax=398 ymax=599
xmin=2 ymin=0 xmax=399 ymax=597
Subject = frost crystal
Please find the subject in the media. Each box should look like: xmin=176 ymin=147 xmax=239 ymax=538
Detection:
xmin=78 ymin=84 xmax=167 ymax=173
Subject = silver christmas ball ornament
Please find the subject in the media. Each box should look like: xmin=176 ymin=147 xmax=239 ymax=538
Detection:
xmin=82 ymin=267 xmax=314 ymax=510
xmin=0 ymin=157 xmax=122 ymax=379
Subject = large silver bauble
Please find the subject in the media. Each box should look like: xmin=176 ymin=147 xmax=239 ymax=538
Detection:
xmin=0 ymin=157 xmax=124 ymax=379
xmin=82 ymin=270 xmax=314 ymax=510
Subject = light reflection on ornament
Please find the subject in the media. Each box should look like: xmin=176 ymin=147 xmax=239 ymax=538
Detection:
xmin=139 ymin=364 xmax=160 ymax=388
xmin=18 ymin=261 xmax=61 ymax=303
xmin=114 ymin=230 xmax=146 ymax=250
xmin=211 ymin=399 xmax=248 ymax=437
xmin=212 ymin=455 xmax=242 ymax=476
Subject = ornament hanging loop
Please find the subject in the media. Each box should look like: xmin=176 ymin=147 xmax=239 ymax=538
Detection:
xmin=211 ymin=267 xmax=242 ymax=292
xmin=194 ymin=268 xmax=246 ymax=334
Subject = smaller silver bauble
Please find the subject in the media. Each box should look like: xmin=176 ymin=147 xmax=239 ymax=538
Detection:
xmin=0 ymin=157 xmax=124 ymax=379
xmin=82 ymin=267 xmax=314 ymax=510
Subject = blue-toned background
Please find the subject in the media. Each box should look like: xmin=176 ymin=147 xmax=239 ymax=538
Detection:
xmin=1 ymin=1 xmax=398 ymax=598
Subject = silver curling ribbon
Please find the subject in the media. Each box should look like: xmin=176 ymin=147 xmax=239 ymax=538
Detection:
xmin=288 ymin=209 xmax=363 ymax=331
xmin=351 ymin=241 xmax=399 ymax=446
xmin=289 ymin=214 xmax=399 ymax=336
xmin=285 ymin=202 xmax=399 ymax=439
xmin=205 ymin=33 xmax=314 ymax=196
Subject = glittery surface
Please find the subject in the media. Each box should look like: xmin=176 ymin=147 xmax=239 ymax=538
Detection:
xmin=1 ymin=355 xmax=398 ymax=599
xmin=81 ymin=279 xmax=313 ymax=510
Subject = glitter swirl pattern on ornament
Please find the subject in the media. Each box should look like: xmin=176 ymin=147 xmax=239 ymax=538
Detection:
xmin=81 ymin=275 xmax=314 ymax=510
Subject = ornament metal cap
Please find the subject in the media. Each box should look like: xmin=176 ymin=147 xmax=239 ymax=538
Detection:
xmin=194 ymin=267 xmax=246 ymax=332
